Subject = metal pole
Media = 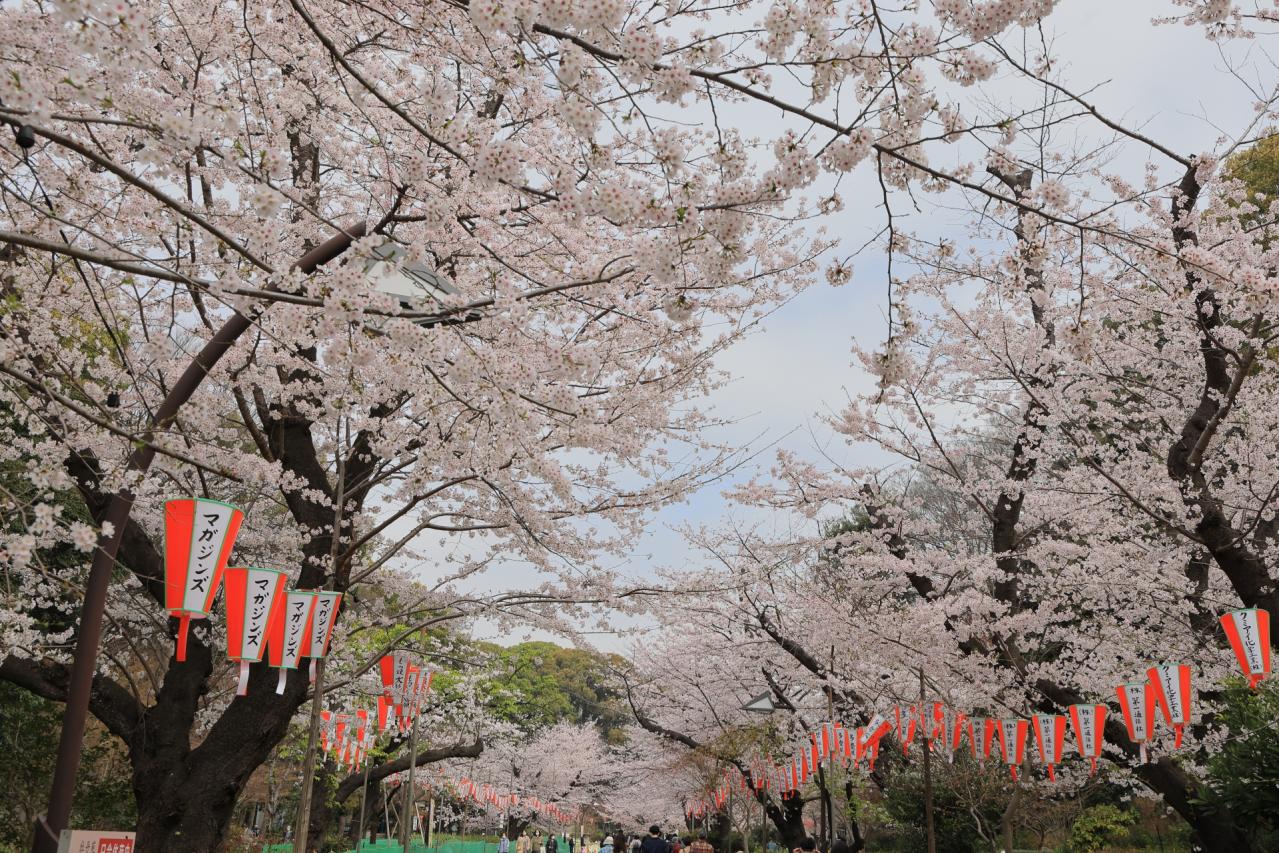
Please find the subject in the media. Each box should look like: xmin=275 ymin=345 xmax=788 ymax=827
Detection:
xmin=383 ymin=778 xmax=392 ymax=841
xmin=401 ymin=711 xmax=420 ymax=851
xmin=31 ymin=224 xmax=365 ymax=853
xmin=292 ymin=658 xmax=328 ymax=853
xmin=919 ymin=669 xmax=936 ymax=853
xmin=358 ymin=757 xmax=372 ymax=849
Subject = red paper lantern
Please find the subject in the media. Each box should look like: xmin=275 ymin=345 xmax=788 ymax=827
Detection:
xmin=223 ymin=567 xmax=288 ymax=695
xmin=377 ymin=694 xmax=392 ymax=733
xmin=975 ymin=718 xmax=996 ymax=760
xmin=299 ymin=591 xmax=342 ymax=681
xmin=1032 ymin=714 xmax=1067 ymax=781
xmin=1221 ymin=608 xmax=1271 ymax=688
xmin=952 ymin=713 xmax=976 ymax=760
xmin=163 ymin=498 xmax=242 ymax=661
xmin=895 ymin=705 xmax=917 ymax=756
xmin=1068 ymin=704 xmax=1106 ymax=775
xmin=266 ymin=590 xmax=318 ymax=694
xmin=380 ymin=651 xmax=412 ymax=713
xmin=996 ymin=719 xmax=1028 ymax=779
xmin=1116 ymin=682 xmax=1154 ymax=763
xmin=1147 ymin=663 xmax=1193 ymax=749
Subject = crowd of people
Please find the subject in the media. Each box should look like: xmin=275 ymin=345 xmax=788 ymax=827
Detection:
xmin=500 ymin=823 xmax=850 ymax=853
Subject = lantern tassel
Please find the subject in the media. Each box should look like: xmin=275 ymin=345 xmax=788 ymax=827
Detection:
xmin=176 ymin=614 xmax=190 ymax=662
xmin=309 ymin=659 xmax=317 ymax=683
xmin=1173 ymin=725 xmax=1183 ymax=750
xmin=1139 ymin=744 xmax=1148 ymax=764
xmin=276 ymin=669 xmax=288 ymax=695
xmin=1009 ymin=766 xmax=1018 ymax=781
xmin=1089 ymin=757 xmax=1097 ymax=776
xmin=236 ymin=661 xmax=251 ymax=696
xmin=1249 ymin=673 xmax=1264 ymax=689
xmin=1047 ymin=765 xmax=1056 ymax=782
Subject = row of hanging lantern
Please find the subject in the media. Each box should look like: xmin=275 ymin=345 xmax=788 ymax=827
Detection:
xmin=163 ymin=498 xmax=343 ymax=695
xmin=314 ymin=652 xmax=436 ymax=773
xmin=687 ymin=606 xmax=1273 ymax=811
xmin=378 ymin=650 xmax=435 ymax=732
xmin=409 ymin=772 xmax=575 ymax=824
xmin=321 ymin=708 xmax=375 ymax=771
xmin=370 ymin=764 xmax=576 ymax=824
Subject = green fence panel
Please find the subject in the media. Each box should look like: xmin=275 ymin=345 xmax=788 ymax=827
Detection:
xmin=348 ymin=840 xmax=500 ymax=853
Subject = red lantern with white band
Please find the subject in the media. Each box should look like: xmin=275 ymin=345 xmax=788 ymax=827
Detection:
xmin=1032 ymin=714 xmax=1067 ymax=781
xmin=996 ymin=719 xmax=1028 ymax=779
xmin=163 ymin=498 xmax=243 ymax=661
xmin=1068 ymin=703 xmax=1107 ymax=775
xmin=1147 ymin=663 xmax=1193 ymax=749
xmin=267 ymin=590 xmax=317 ymax=694
xmin=222 ymin=567 xmax=288 ymax=695
xmin=299 ymin=591 xmax=342 ymax=682
xmin=1116 ymin=682 xmax=1154 ymax=763
xmin=1221 ymin=608 xmax=1271 ymax=688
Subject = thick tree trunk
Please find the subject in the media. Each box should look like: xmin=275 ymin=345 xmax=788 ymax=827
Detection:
xmin=763 ymin=794 xmax=806 ymax=850
xmin=840 ymin=780 xmax=864 ymax=853
xmin=128 ymin=648 xmax=310 ymax=852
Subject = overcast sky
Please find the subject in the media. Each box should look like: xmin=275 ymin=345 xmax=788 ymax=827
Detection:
xmin=424 ymin=0 xmax=1271 ymax=653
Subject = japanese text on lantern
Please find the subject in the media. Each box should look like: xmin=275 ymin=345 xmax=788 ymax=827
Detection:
xmin=183 ymin=505 xmax=232 ymax=612
xmin=244 ymin=575 xmax=271 ymax=654
xmin=1240 ymin=614 xmax=1263 ymax=671
xmin=285 ymin=597 xmax=308 ymax=660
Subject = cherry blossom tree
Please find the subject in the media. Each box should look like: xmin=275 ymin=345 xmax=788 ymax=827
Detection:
xmin=2 ymin=0 xmax=1273 ymax=849
xmin=695 ymin=33 xmax=1279 ymax=853
xmin=0 ymin=0 xmax=830 ymax=846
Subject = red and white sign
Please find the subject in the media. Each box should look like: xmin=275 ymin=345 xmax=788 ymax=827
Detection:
xmin=57 ymin=829 xmax=135 ymax=853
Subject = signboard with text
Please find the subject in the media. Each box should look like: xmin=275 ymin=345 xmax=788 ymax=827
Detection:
xmin=57 ymin=829 xmax=135 ymax=853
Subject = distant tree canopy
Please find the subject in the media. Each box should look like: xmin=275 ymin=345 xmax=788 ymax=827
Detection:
xmin=1223 ymin=131 xmax=1279 ymax=200
xmin=475 ymin=641 xmax=630 ymax=741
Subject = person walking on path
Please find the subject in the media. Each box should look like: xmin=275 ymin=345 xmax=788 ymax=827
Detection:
xmin=501 ymin=833 xmax=512 ymax=853
xmin=518 ymin=832 xmax=532 ymax=853
xmin=640 ymin=826 xmax=669 ymax=853
xmin=548 ymin=834 xmax=559 ymax=853
xmin=538 ymin=832 xmax=546 ymax=853
xmin=688 ymin=832 xmax=714 ymax=853
xmin=829 ymin=836 xmax=849 ymax=853
xmin=601 ymin=836 xmax=615 ymax=853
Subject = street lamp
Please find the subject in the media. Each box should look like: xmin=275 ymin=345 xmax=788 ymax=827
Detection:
xmin=364 ymin=239 xmax=476 ymax=326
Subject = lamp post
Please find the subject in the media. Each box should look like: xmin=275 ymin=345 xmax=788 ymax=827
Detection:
xmin=33 ymin=224 xmax=365 ymax=853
